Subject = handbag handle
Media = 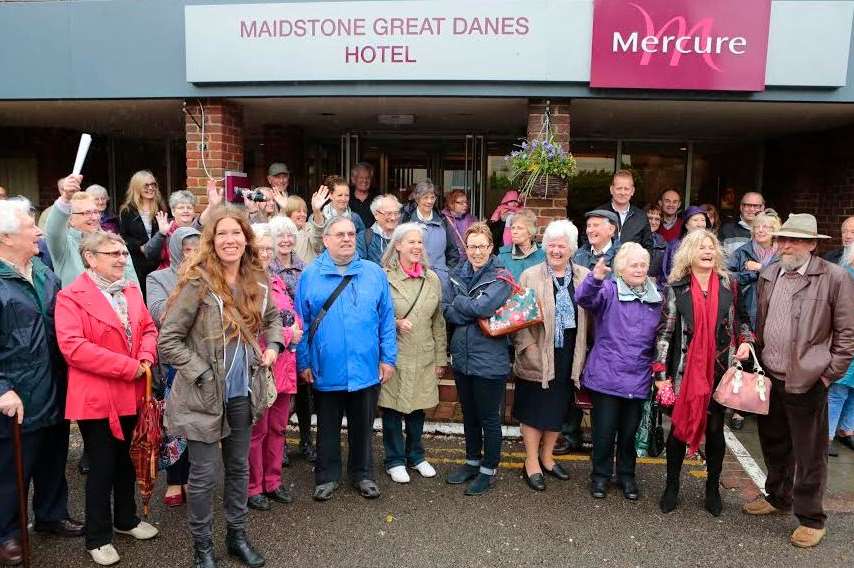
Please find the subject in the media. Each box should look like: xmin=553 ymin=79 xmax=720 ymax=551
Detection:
xmin=495 ymin=272 xmax=524 ymax=295
xmin=734 ymin=343 xmax=764 ymax=375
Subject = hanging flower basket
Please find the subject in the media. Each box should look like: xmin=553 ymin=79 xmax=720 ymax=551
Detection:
xmin=505 ymin=133 xmax=577 ymax=202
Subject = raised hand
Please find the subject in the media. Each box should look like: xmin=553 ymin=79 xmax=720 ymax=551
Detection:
xmin=272 ymin=187 xmax=288 ymax=210
xmin=155 ymin=210 xmax=171 ymax=234
xmin=311 ymin=185 xmax=330 ymax=213
xmin=592 ymin=257 xmax=612 ymax=281
xmin=207 ymin=179 xmax=223 ymax=208
xmin=58 ymin=174 xmax=84 ymax=202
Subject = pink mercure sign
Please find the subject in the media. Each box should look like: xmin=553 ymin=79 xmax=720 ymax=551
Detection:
xmin=590 ymin=0 xmax=772 ymax=91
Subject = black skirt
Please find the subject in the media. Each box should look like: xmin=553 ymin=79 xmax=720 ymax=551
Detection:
xmin=512 ymin=328 xmax=576 ymax=432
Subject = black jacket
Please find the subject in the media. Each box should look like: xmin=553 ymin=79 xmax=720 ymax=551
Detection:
xmin=0 ymin=259 xmax=66 ymax=437
xmin=823 ymin=248 xmax=844 ymax=265
xmin=349 ymin=190 xmax=377 ymax=229
xmin=595 ymin=202 xmax=653 ymax=253
xmin=119 ymin=206 xmax=163 ymax=294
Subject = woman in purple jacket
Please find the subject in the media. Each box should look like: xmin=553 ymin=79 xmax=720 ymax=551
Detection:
xmin=575 ymin=242 xmax=663 ymax=501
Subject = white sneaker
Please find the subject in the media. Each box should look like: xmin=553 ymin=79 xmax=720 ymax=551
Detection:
xmin=387 ymin=465 xmax=411 ymax=483
xmin=88 ymin=544 xmax=120 ymax=566
xmin=412 ymin=461 xmax=437 ymax=478
xmin=114 ymin=520 xmax=159 ymax=540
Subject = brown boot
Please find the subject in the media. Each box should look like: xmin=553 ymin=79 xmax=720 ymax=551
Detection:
xmin=742 ymin=497 xmax=788 ymax=516
xmin=790 ymin=526 xmax=826 ymax=548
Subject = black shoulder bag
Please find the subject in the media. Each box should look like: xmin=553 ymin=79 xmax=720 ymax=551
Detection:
xmin=308 ymin=275 xmax=354 ymax=343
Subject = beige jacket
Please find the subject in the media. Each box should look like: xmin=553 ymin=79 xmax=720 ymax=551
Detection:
xmin=294 ymin=224 xmax=322 ymax=264
xmin=512 ymin=262 xmax=590 ymax=389
xmin=378 ymin=264 xmax=447 ymax=414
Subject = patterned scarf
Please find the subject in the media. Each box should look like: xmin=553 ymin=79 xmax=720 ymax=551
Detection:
xmin=546 ymin=262 xmax=576 ymax=347
xmin=752 ymin=240 xmax=777 ymax=267
xmin=88 ymin=270 xmax=132 ymax=346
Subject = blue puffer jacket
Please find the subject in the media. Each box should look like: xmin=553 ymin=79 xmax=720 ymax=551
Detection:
xmin=356 ymin=225 xmax=392 ymax=265
xmin=727 ymin=241 xmax=779 ymax=328
xmin=575 ymin=273 xmax=661 ymax=399
xmin=0 ymin=259 xmax=66 ymax=438
xmin=296 ymin=250 xmax=397 ymax=392
xmin=442 ymin=256 xmax=513 ymax=379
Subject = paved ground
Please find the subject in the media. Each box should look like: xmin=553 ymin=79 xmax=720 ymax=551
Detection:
xmin=23 ymin=429 xmax=852 ymax=568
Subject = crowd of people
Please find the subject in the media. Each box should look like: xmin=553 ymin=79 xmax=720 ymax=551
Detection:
xmin=0 ymin=163 xmax=853 ymax=568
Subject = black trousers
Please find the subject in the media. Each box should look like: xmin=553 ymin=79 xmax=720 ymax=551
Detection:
xmin=666 ymin=401 xmax=726 ymax=484
xmin=454 ymin=372 xmax=505 ymax=474
xmin=78 ymin=416 xmax=139 ymax=550
xmin=0 ymin=420 xmax=71 ymax=541
xmin=313 ymin=384 xmax=380 ymax=485
xmin=293 ymin=382 xmax=314 ymax=445
xmin=589 ymin=392 xmax=644 ymax=483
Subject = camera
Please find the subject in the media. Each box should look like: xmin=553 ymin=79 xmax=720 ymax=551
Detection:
xmin=241 ymin=189 xmax=268 ymax=202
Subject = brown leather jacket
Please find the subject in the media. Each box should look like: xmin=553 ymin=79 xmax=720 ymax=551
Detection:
xmin=756 ymin=255 xmax=854 ymax=394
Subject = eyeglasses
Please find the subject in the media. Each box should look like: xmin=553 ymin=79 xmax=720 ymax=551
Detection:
xmin=377 ymin=210 xmax=400 ymax=217
xmin=143 ymin=182 xmax=158 ymax=189
xmin=466 ymin=244 xmax=490 ymax=252
xmin=741 ymin=203 xmax=764 ymax=209
xmin=72 ymin=210 xmax=100 ymax=217
xmin=330 ymin=231 xmax=356 ymax=240
xmin=94 ymin=250 xmax=130 ymax=259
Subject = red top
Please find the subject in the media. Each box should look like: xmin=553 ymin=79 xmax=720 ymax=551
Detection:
xmin=658 ymin=218 xmax=683 ymax=243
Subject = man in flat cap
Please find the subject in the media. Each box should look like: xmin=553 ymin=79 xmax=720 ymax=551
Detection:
xmin=744 ymin=213 xmax=854 ymax=548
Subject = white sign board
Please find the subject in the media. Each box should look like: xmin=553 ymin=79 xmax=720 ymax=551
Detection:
xmin=185 ymin=0 xmax=593 ymax=82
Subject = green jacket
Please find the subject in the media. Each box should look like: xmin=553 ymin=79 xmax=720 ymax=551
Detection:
xmin=44 ymin=198 xmax=138 ymax=287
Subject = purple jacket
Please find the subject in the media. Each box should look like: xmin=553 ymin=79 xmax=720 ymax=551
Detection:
xmin=575 ymin=273 xmax=662 ymax=399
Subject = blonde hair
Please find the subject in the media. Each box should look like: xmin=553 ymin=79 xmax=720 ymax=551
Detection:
xmin=464 ymin=222 xmax=493 ymax=246
xmin=751 ymin=212 xmax=782 ymax=235
xmin=668 ymin=230 xmax=729 ymax=284
xmin=71 ymin=192 xmax=93 ymax=204
xmin=284 ymin=195 xmax=308 ymax=218
xmin=120 ymin=170 xmax=166 ymax=216
xmin=613 ymin=242 xmax=650 ymax=275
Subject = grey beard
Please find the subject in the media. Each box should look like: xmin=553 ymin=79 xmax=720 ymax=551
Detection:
xmin=780 ymin=253 xmax=810 ymax=272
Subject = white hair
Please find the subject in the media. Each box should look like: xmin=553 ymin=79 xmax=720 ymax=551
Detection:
xmin=380 ymin=222 xmax=429 ymax=269
xmin=613 ymin=242 xmax=651 ymax=275
xmin=168 ymin=190 xmax=198 ymax=210
xmin=323 ymin=215 xmax=355 ymax=237
xmin=370 ymin=194 xmax=401 ymax=215
xmin=542 ymin=219 xmax=579 ymax=254
xmin=251 ymin=222 xmax=274 ymax=240
xmin=0 ymin=197 xmax=33 ymax=234
xmin=269 ymin=214 xmax=298 ymax=238
xmin=85 ymin=184 xmax=108 ymax=199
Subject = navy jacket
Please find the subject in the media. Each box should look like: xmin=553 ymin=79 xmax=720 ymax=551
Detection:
xmin=442 ymin=256 xmax=513 ymax=379
xmin=727 ymin=241 xmax=779 ymax=328
xmin=0 ymin=259 xmax=66 ymax=437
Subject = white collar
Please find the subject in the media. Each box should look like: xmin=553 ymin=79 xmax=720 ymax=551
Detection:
xmin=591 ymin=240 xmax=613 ymax=256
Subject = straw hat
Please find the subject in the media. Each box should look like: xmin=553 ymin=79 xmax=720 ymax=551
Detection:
xmin=772 ymin=213 xmax=831 ymax=239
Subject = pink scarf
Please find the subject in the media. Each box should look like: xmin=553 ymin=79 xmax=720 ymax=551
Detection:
xmin=402 ymin=262 xmax=423 ymax=278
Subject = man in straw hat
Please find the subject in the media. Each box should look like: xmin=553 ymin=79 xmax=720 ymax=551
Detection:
xmin=743 ymin=213 xmax=854 ymax=548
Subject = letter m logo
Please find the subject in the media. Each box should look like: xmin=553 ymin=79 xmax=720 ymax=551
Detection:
xmin=629 ymin=2 xmax=720 ymax=71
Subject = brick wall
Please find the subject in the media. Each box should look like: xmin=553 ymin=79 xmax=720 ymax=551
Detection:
xmin=185 ymin=99 xmax=244 ymax=208
xmin=763 ymin=124 xmax=854 ymax=252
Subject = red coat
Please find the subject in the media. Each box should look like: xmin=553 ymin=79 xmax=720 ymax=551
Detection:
xmin=56 ymin=272 xmax=158 ymax=440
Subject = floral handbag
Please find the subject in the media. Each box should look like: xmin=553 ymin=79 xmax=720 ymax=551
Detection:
xmin=478 ymin=273 xmax=543 ymax=337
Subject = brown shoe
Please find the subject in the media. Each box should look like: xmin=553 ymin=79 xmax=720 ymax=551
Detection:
xmin=790 ymin=526 xmax=826 ymax=548
xmin=0 ymin=538 xmax=22 ymax=566
xmin=742 ymin=497 xmax=788 ymax=516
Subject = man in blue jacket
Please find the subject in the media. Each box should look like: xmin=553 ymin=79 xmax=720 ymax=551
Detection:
xmin=297 ymin=216 xmax=397 ymax=502
xmin=0 ymin=198 xmax=83 ymax=566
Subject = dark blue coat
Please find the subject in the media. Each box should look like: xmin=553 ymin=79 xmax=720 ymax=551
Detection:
xmin=0 ymin=258 xmax=65 ymax=437
xmin=356 ymin=227 xmax=391 ymax=265
xmin=442 ymin=256 xmax=513 ymax=379
xmin=727 ymin=241 xmax=779 ymax=328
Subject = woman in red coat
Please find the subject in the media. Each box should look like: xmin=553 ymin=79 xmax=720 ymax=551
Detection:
xmin=55 ymin=230 xmax=159 ymax=566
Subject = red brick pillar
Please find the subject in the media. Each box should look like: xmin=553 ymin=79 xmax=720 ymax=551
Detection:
xmin=525 ymin=99 xmax=571 ymax=231
xmin=185 ymin=99 xmax=244 ymax=209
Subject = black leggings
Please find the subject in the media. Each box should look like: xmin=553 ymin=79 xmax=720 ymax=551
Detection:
xmin=293 ymin=382 xmax=314 ymax=445
xmin=665 ymin=403 xmax=726 ymax=482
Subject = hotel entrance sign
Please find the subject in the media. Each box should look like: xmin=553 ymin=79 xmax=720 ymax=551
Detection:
xmin=185 ymin=1 xmax=592 ymax=83
xmin=590 ymin=0 xmax=772 ymax=91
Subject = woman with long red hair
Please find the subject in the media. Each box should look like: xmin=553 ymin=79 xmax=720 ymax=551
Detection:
xmin=159 ymin=205 xmax=283 ymax=568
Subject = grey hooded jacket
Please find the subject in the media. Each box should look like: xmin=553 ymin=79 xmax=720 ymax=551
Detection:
xmin=145 ymin=226 xmax=201 ymax=325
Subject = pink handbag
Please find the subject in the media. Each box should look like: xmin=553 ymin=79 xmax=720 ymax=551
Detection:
xmin=713 ymin=344 xmax=770 ymax=415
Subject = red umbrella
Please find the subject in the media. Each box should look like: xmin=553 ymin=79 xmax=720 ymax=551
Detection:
xmin=129 ymin=367 xmax=162 ymax=516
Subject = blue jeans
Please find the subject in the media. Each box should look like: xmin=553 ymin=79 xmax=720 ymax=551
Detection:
xmin=381 ymin=409 xmax=426 ymax=469
xmin=828 ymin=383 xmax=854 ymax=438
xmin=454 ymin=372 xmax=506 ymax=475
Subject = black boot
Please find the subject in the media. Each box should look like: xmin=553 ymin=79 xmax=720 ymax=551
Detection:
xmin=659 ymin=477 xmax=680 ymax=513
xmin=193 ymin=539 xmax=217 ymax=568
xmin=704 ymin=477 xmax=723 ymax=517
xmin=226 ymin=529 xmax=265 ymax=568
